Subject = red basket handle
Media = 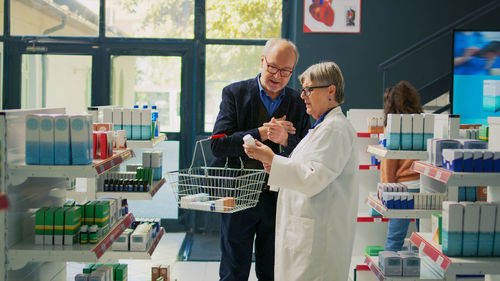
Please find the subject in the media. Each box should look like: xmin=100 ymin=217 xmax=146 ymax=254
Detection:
xmin=209 ymin=134 xmax=226 ymax=139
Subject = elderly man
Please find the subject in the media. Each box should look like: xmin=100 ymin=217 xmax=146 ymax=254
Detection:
xmin=211 ymin=38 xmax=310 ymax=281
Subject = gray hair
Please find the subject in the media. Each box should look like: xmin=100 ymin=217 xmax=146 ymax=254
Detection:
xmin=262 ymin=38 xmax=300 ymax=65
xmin=299 ymin=61 xmax=345 ymax=103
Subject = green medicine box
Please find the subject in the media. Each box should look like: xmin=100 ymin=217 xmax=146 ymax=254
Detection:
xmin=83 ymin=264 xmax=94 ymax=274
xmin=84 ymin=201 xmax=97 ymax=226
xmin=115 ymin=264 xmax=128 ymax=281
xmin=94 ymin=201 xmax=110 ymax=235
xmin=44 ymin=207 xmax=57 ymax=245
xmin=64 ymin=206 xmax=82 ymax=245
xmin=365 ymin=245 xmax=385 ymax=256
xmin=35 ymin=207 xmax=49 ymax=245
xmin=54 ymin=207 xmax=69 ymax=245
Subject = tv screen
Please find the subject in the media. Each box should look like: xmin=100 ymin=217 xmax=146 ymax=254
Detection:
xmin=452 ymin=30 xmax=500 ymax=125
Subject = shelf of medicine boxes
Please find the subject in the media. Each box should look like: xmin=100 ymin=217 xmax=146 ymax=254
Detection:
xmin=96 ymin=177 xmax=166 ymax=200
xmin=126 ymin=133 xmax=167 ymax=149
xmin=410 ymin=232 xmax=500 ymax=276
xmin=364 ymin=255 xmax=442 ymax=281
xmin=103 ymin=227 xmax=165 ymax=260
xmin=7 ymin=213 xmax=135 ymax=270
xmin=7 ymin=149 xmax=135 ymax=181
xmin=365 ymin=192 xmax=439 ymax=219
xmin=367 ymin=145 xmax=428 ymax=160
xmin=411 ymin=161 xmax=500 ymax=186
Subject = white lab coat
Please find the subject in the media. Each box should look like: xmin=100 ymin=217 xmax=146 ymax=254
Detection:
xmin=268 ymin=106 xmax=359 ymax=281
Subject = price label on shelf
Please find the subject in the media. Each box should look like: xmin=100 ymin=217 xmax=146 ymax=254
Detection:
xmin=436 ymin=255 xmax=444 ymax=266
xmin=436 ymin=170 xmax=442 ymax=180
xmin=370 ymin=134 xmax=378 ymax=138
xmin=373 ymin=218 xmax=382 ymax=223
xmin=369 ymin=165 xmax=378 ymax=170
xmin=424 ymin=166 xmax=430 ymax=175
xmin=419 ymin=242 xmax=425 ymax=253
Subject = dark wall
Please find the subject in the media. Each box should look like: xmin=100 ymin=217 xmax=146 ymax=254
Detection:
xmin=287 ymin=0 xmax=500 ymax=110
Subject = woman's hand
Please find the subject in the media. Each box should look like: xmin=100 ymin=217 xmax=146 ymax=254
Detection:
xmin=243 ymin=139 xmax=275 ymax=166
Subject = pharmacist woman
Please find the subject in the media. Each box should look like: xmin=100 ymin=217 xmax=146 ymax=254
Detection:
xmin=243 ymin=61 xmax=358 ymax=281
xmin=381 ymin=81 xmax=423 ymax=251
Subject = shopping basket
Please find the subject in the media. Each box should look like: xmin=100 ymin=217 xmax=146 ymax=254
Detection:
xmin=167 ymin=134 xmax=266 ymax=213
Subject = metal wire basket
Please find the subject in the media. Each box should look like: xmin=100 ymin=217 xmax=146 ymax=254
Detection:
xmin=167 ymin=134 xmax=266 ymax=213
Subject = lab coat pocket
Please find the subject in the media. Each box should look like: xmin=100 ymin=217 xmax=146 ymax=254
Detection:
xmin=284 ymin=216 xmax=315 ymax=254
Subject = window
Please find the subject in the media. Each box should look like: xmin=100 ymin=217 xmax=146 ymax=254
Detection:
xmin=0 ymin=0 xmax=4 ymax=35
xmin=111 ymin=55 xmax=182 ymax=132
xmin=11 ymin=0 xmax=99 ymax=36
xmin=206 ymin=0 xmax=282 ymax=39
xmin=106 ymin=0 xmax=194 ymax=38
xmin=21 ymin=54 xmax=92 ymax=115
xmin=204 ymin=45 xmax=264 ymax=132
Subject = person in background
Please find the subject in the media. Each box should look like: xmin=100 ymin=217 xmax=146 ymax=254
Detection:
xmin=382 ymin=80 xmax=423 ymax=251
xmin=210 ymin=38 xmax=310 ymax=281
xmin=243 ymin=61 xmax=358 ymax=280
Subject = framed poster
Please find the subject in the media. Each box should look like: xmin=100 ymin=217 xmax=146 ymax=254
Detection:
xmin=304 ymin=0 xmax=361 ymax=33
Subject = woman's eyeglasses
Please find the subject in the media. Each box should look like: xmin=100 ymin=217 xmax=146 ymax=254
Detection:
xmin=299 ymin=85 xmax=332 ymax=97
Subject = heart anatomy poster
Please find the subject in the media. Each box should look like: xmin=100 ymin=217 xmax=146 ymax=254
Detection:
xmin=304 ymin=0 xmax=361 ymax=33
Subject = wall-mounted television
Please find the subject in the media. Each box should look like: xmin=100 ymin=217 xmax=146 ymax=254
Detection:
xmin=451 ymin=30 xmax=500 ymax=125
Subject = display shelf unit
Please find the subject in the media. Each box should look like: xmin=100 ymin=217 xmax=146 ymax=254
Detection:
xmin=358 ymin=132 xmax=380 ymax=139
xmin=410 ymin=232 xmax=500 ymax=279
xmin=367 ymin=145 xmax=428 ymax=160
xmin=103 ymin=227 xmax=165 ymax=260
xmin=126 ymin=133 xmax=167 ymax=149
xmin=364 ymin=255 xmax=442 ymax=281
xmin=411 ymin=161 xmax=500 ymax=186
xmin=7 ymin=149 xmax=135 ymax=181
xmin=365 ymin=193 xmax=439 ymax=219
xmin=360 ymin=164 xmax=381 ymax=171
xmin=96 ymin=178 xmax=166 ymax=200
xmin=8 ymin=213 xmax=135 ymax=270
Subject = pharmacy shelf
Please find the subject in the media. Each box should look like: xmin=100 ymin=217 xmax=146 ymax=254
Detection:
xmin=410 ymin=232 xmax=500 ymax=275
xmin=96 ymin=178 xmax=166 ymax=200
xmin=8 ymin=213 xmax=135 ymax=270
xmin=365 ymin=193 xmax=439 ymax=219
xmin=0 ymin=192 xmax=8 ymax=210
xmin=364 ymin=255 xmax=441 ymax=281
xmin=367 ymin=145 xmax=428 ymax=160
xmin=411 ymin=161 xmax=500 ymax=186
xmin=358 ymin=132 xmax=380 ymax=139
xmin=103 ymin=227 xmax=165 ymax=260
xmin=359 ymin=164 xmax=380 ymax=171
xmin=7 ymin=149 xmax=135 ymax=181
xmin=126 ymin=133 xmax=167 ymax=149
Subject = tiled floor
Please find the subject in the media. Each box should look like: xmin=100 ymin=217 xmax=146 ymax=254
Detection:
xmin=67 ymin=232 xmax=258 ymax=281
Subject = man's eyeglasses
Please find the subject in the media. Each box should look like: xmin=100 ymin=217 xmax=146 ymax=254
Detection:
xmin=299 ymin=85 xmax=332 ymax=97
xmin=264 ymin=57 xmax=294 ymax=77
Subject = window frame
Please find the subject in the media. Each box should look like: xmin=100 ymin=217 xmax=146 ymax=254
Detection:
xmin=1 ymin=0 xmax=291 ymax=169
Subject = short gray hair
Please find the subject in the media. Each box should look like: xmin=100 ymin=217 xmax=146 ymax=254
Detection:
xmin=262 ymin=38 xmax=299 ymax=65
xmin=299 ymin=61 xmax=345 ymax=103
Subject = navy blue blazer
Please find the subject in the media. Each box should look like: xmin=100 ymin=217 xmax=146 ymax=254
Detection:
xmin=210 ymin=75 xmax=310 ymax=168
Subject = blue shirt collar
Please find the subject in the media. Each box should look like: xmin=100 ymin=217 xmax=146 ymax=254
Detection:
xmin=257 ymin=74 xmax=285 ymax=102
xmin=310 ymin=106 xmax=337 ymax=130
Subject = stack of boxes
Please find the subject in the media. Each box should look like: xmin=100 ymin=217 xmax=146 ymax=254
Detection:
xmin=152 ymin=265 xmax=170 ymax=281
xmin=92 ymin=123 xmax=114 ymax=160
xmin=102 ymin=106 xmax=152 ymax=141
xmin=35 ymin=198 xmax=118 ymax=246
xmin=378 ymin=251 xmax=420 ymax=277
xmin=76 ymin=263 xmax=127 ymax=281
xmin=143 ymin=151 xmax=163 ymax=181
xmin=442 ymin=201 xmax=500 ymax=257
xmin=112 ymin=218 xmax=161 ymax=252
xmin=385 ymin=113 xmax=434 ymax=151
xmin=26 ymin=114 xmax=93 ymax=165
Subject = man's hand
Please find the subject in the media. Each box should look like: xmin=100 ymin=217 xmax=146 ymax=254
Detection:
xmin=263 ymin=116 xmax=295 ymax=146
